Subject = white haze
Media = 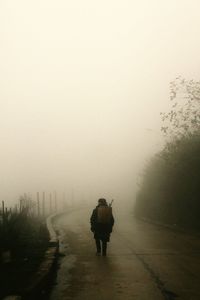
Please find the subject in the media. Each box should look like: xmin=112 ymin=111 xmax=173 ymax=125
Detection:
xmin=1 ymin=0 xmax=200 ymax=207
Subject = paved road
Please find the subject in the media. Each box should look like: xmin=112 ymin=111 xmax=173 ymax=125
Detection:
xmin=49 ymin=207 xmax=200 ymax=300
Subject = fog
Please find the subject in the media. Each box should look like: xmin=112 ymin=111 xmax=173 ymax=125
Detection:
xmin=1 ymin=0 xmax=200 ymax=207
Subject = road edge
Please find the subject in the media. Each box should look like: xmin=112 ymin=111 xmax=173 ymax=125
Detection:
xmin=3 ymin=212 xmax=65 ymax=300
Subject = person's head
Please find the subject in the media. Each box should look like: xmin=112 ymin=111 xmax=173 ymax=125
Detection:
xmin=98 ymin=198 xmax=107 ymax=205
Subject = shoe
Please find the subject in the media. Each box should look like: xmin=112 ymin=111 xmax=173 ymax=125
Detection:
xmin=96 ymin=252 xmax=101 ymax=256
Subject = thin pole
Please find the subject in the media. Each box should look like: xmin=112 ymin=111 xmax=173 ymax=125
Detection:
xmin=54 ymin=191 xmax=57 ymax=212
xmin=42 ymin=191 xmax=45 ymax=217
xmin=37 ymin=192 xmax=40 ymax=217
xmin=63 ymin=192 xmax=66 ymax=209
xmin=2 ymin=201 xmax=5 ymax=224
xmin=50 ymin=193 xmax=52 ymax=214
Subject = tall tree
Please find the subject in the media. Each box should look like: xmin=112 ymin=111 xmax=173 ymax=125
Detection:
xmin=161 ymin=77 xmax=200 ymax=140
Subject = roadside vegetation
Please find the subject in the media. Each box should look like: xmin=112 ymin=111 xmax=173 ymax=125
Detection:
xmin=0 ymin=196 xmax=50 ymax=298
xmin=135 ymin=78 xmax=200 ymax=231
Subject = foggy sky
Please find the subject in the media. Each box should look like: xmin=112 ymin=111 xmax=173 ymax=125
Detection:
xmin=1 ymin=0 xmax=200 ymax=205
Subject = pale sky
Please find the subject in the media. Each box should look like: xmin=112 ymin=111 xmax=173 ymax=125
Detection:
xmin=1 ymin=0 xmax=200 ymax=205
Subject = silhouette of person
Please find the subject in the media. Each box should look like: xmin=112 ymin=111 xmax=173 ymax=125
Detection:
xmin=90 ymin=198 xmax=114 ymax=256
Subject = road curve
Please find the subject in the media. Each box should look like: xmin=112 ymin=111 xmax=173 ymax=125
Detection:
xmin=49 ymin=207 xmax=200 ymax=300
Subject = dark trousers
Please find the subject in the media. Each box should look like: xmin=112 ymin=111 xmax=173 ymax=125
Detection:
xmin=95 ymin=239 xmax=107 ymax=255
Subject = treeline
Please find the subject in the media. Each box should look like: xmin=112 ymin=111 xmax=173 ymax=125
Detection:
xmin=135 ymin=134 xmax=200 ymax=229
xmin=135 ymin=78 xmax=200 ymax=231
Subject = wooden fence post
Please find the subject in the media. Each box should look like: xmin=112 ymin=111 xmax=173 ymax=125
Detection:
xmin=49 ymin=193 xmax=52 ymax=214
xmin=54 ymin=191 xmax=57 ymax=213
xmin=63 ymin=192 xmax=66 ymax=210
xmin=2 ymin=201 xmax=5 ymax=224
xmin=37 ymin=192 xmax=40 ymax=217
xmin=42 ymin=191 xmax=45 ymax=217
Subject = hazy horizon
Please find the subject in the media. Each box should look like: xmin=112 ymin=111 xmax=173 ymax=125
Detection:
xmin=1 ymin=0 xmax=200 ymax=206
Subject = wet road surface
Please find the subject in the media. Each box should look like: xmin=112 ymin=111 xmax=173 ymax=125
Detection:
xmin=49 ymin=208 xmax=200 ymax=300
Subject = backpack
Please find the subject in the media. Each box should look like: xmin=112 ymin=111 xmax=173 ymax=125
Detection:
xmin=97 ymin=206 xmax=112 ymax=224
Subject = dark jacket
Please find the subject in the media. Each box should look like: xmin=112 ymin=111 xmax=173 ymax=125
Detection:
xmin=90 ymin=204 xmax=114 ymax=242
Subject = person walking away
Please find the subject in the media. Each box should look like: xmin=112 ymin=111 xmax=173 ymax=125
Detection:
xmin=90 ymin=198 xmax=114 ymax=256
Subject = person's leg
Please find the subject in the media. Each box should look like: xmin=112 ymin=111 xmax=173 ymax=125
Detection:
xmin=102 ymin=240 xmax=107 ymax=256
xmin=95 ymin=239 xmax=101 ymax=255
